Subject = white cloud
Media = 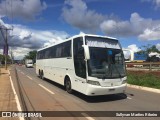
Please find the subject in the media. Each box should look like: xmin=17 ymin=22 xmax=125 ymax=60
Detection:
xmin=0 ymin=46 xmax=30 ymax=60
xmin=62 ymin=0 xmax=104 ymax=32
xmin=0 ymin=18 xmax=5 ymax=26
xmin=156 ymin=0 xmax=160 ymax=7
xmin=142 ymin=0 xmax=160 ymax=9
xmin=62 ymin=0 xmax=160 ymax=41
xmin=127 ymin=44 xmax=141 ymax=52
xmin=100 ymin=20 xmax=132 ymax=37
xmin=6 ymin=24 xmax=69 ymax=49
xmin=156 ymin=43 xmax=160 ymax=51
xmin=138 ymin=27 xmax=160 ymax=40
xmin=0 ymin=19 xmax=69 ymax=60
xmin=0 ymin=0 xmax=47 ymax=20
xmin=154 ymin=0 xmax=160 ymax=8
xmin=12 ymin=47 xmax=31 ymax=60
xmin=100 ymin=12 xmax=160 ymax=40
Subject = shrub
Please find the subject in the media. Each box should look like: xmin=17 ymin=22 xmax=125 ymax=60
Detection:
xmin=127 ymin=71 xmax=160 ymax=89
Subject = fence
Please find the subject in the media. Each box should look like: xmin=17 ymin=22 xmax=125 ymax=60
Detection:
xmin=126 ymin=62 xmax=160 ymax=71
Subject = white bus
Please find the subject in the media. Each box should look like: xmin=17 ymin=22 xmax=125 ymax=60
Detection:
xmin=36 ymin=33 xmax=127 ymax=96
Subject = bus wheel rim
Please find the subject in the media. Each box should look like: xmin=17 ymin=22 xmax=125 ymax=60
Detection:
xmin=66 ymin=80 xmax=71 ymax=90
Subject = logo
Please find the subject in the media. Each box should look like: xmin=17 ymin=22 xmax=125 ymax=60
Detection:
xmin=2 ymin=112 xmax=11 ymax=117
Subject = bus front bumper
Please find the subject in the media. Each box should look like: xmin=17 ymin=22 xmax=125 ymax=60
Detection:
xmin=85 ymin=84 xmax=126 ymax=96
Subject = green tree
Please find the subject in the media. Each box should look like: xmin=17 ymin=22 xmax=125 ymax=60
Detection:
xmin=138 ymin=44 xmax=160 ymax=54
xmin=138 ymin=44 xmax=160 ymax=62
xmin=0 ymin=54 xmax=4 ymax=62
xmin=0 ymin=54 xmax=12 ymax=64
xmin=24 ymin=50 xmax=37 ymax=63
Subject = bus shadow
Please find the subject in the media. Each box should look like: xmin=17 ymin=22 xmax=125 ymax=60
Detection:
xmin=72 ymin=91 xmax=127 ymax=103
xmin=43 ymin=78 xmax=128 ymax=103
xmin=43 ymin=78 xmax=66 ymax=90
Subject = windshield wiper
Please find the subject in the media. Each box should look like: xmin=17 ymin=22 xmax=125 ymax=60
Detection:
xmin=109 ymin=58 xmax=122 ymax=78
xmin=113 ymin=64 xmax=122 ymax=78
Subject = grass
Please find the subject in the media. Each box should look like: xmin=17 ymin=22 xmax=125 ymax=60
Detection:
xmin=127 ymin=71 xmax=160 ymax=89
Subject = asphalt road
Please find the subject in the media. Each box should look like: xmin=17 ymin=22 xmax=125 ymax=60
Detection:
xmin=10 ymin=65 xmax=160 ymax=120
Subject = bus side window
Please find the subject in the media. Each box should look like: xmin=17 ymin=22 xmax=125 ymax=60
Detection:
xmin=51 ymin=46 xmax=56 ymax=58
xmin=62 ymin=41 xmax=71 ymax=57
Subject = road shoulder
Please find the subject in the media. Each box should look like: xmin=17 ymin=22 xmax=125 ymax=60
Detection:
xmin=0 ymin=67 xmax=18 ymax=111
xmin=127 ymin=83 xmax=160 ymax=94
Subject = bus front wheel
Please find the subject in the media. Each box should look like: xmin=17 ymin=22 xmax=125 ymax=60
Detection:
xmin=65 ymin=78 xmax=72 ymax=93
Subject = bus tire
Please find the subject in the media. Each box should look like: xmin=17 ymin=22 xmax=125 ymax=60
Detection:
xmin=41 ymin=70 xmax=44 ymax=80
xmin=65 ymin=77 xmax=72 ymax=93
xmin=39 ymin=70 xmax=41 ymax=78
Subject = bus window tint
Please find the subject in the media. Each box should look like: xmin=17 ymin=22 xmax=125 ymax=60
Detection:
xmin=37 ymin=40 xmax=71 ymax=59
xmin=62 ymin=41 xmax=71 ymax=57
xmin=73 ymin=37 xmax=86 ymax=78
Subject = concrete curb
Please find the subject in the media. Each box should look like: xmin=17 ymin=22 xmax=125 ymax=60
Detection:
xmin=127 ymin=84 xmax=160 ymax=94
xmin=8 ymin=70 xmax=24 ymax=120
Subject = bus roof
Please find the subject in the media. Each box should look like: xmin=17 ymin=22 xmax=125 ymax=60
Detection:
xmin=37 ymin=33 xmax=118 ymax=52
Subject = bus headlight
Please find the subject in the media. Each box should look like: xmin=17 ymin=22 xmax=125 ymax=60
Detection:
xmin=87 ymin=80 xmax=100 ymax=86
xmin=122 ymin=80 xmax=127 ymax=84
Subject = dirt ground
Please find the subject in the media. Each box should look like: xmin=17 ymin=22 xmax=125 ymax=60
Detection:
xmin=0 ymin=67 xmax=18 ymax=111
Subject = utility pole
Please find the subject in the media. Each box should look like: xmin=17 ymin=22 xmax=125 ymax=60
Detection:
xmin=0 ymin=26 xmax=12 ymax=70
xmin=10 ymin=48 xmax=14 ymax=64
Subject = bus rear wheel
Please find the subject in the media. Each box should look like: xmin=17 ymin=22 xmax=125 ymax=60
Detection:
xmin=65 ymin=78 xmax=72 ymax=93
xmin=39 ymin=70 xmax=41 ymax=78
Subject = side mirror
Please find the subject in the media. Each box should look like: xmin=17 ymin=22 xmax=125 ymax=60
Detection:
xmin=82 ymin=45 xmax=90 ymax=60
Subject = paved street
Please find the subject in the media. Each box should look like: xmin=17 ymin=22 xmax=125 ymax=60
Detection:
xmin=8 ymin=65 xmax=160 ymax=120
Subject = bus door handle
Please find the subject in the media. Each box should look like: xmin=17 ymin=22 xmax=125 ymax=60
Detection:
xmin=79 ymin=80 xmax=85 ymax=83
xmin=66 ymin=57 xmax=71 ymax=59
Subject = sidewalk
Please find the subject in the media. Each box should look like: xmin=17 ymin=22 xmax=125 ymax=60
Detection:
xmin=0 ymin=67 xmax=17 ymax=111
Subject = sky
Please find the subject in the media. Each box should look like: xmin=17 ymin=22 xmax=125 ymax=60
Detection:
xmin=0 ymin=0 xmax=160 ymax=59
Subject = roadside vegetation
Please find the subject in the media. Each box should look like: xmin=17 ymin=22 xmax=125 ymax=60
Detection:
xmin=127 ymin=71 xmax=160 ymax=89
xmin=0 ymin=54 xmax=12 ymax=65
xmin=24 ymin=50 xmax=37 ymax=63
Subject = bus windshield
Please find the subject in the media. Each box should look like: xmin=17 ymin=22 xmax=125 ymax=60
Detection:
xmin=86 ymin=36 xmax=126 ymax=79
xmin=87 ymin=47 xmax=126 ymax=79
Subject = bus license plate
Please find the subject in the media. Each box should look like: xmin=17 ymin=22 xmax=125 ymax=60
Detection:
xmin=109 ymin=89 xmax=115 ymax=91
